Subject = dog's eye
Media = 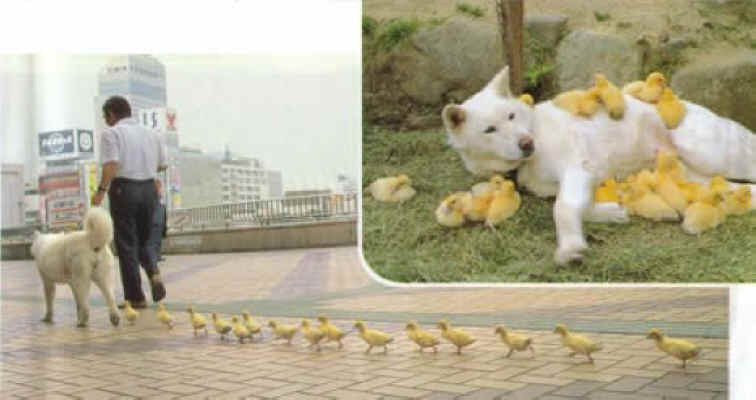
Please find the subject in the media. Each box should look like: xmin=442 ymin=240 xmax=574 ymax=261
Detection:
xmin=484 ymin=126 xmax=497 ymax=134
xmin=508 ymin=113 xmax=515 ymax=121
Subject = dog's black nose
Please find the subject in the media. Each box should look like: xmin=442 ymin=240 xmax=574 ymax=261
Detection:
xmin=518 ymin=137 xmax=534 ymax=156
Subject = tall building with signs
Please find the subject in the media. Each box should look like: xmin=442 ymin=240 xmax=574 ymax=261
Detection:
xmin=97 ymin=55 xmax=167 ymax=111
xmin=36 ymin=128 xmax=98 ymax=230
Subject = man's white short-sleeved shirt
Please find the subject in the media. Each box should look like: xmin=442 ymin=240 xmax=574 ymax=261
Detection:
xmin=100 ymin=118 xmax=166 ymax=180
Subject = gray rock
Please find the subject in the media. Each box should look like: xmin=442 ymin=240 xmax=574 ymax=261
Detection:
xmin=405 ymin=114 xmax=443 ymax=130
xmin=671 ymin=50 xmax=756 ymax=132
xmin=555 ymin=29 xmax=645 ymax=90
xmin=525 ymin=14 xmax=568 ymax=49
xmin=393 ymin=17 xmax=505 ymax=105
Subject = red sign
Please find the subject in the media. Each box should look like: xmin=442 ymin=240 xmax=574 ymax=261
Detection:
xmin=166 ymin=111 xmax=176 ymax=131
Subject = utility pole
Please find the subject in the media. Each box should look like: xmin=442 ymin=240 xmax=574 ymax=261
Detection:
xmin=495 ymin=0 xmax=524 ymax=95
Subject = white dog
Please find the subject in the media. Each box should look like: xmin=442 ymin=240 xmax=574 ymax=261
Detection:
xmin=30 ymin=207 xmax=120 ymax=327
xmin=442 ymin=66 xmax=756 ymax=265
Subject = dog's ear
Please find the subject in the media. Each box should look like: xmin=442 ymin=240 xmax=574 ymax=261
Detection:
xmin=442 ymin=104 xmax=466 ymax=134
xmin=485 ymin=66 xmax=513 ymax=98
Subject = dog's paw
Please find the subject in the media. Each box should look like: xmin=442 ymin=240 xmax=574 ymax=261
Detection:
xmin=110 ymin=313 xmax=120 ymax=327
xmin=77 ymin=310 xmax=90 ymax=328
xmin=554 ymin=239 xmax=589 ymax=266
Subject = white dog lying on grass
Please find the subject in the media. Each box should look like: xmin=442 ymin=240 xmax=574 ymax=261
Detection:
xmin=442 ymin=66 xmax=756 ymax=265
xmin=30 ymin=207 xmax=120 ymax=327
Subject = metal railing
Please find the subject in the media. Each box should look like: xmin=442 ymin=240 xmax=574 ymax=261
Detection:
xmin=1 ymin=194 xmax=359 ymax=245
xmin=167 ymin=193 xmax=358 ymax=232
xmin=0 ymin=225 xmax=43 ymax=244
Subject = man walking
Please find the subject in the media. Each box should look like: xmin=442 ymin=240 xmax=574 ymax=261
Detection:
xmin=92 ymin=96 xmax=167 ymax=308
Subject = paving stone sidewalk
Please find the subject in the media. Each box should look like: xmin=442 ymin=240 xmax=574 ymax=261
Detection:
xmin=1 ymin=246 xmax=728 ymax=399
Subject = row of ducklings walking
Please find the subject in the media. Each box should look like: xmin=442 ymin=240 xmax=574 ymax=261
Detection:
xmin=136 ymin=304 xmax=700 ymax=369
xmin=351 ymin=321 xmax=700 ymax=369
xmin=594 ymin=151 xmax=752 ymax=234
xmin=406 ymin=321 xmax=700 ymax=369
xmin=552 ymin=71 xmax=685 ymax=129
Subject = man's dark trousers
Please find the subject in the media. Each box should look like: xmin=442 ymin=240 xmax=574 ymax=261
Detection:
xmin=108 ymin=178 xmax=158 ymax=303
xmin=142 ymin=202 xmax=166 ymax=266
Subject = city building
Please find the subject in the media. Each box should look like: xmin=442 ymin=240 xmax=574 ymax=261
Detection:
xmin=267 ymin=170 xmax=283 ymax=198
xmin=1 ymin=164 xmax=25 ymax=228
xmin=176 ymin=147 xmax=224 ymax=207
xmin=97 ymin=55 xmax=167 ymax=111
xmin=220 ymin=147 xmax=269 ymax=203
xmin=336 ymin=173 xmax=358 ymax=194
xmin=24 ymin=181 xmax=41 ymax=226
xmin=35 ymin=129 xmax=98 ymax=230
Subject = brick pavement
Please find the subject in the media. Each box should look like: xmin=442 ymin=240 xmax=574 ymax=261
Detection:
xmin=1 ymin=246 xmax=728 ymax=399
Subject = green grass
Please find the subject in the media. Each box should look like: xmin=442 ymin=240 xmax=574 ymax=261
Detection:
xmin=594 ymin=11 xmax=611 ymax=22
xmin=375 ymin=18 xmax=420 ymax=51
xmin=362 ymin=15 xmax=378 ymax=37
xmin=456 ymin=2 xmax=485 ymax=18
xmin=362 ymin=125 xmax=756 ymax=283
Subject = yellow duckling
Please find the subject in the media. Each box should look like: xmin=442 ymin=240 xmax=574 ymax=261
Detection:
xmin=471 ymin=174 xmax=507 ymax=195
xmin=242 ymin=311 xmax=262 ymax=341
xmin=186 ymin=305 xmax=208 ymax=336
xmin=467 ymin=175 xmax=507 ymax=221
xmin=212 ymin=313 xmax=233 ymax=341
xmin=268 ymin=320 xmax=299 ymax=345
xmin=709 ymin=175 xmax=730 ymax=194
xmin=682 ymin=189 xmax=726 ymax=235
xmin=679 ymin=181 xmax=704 ymax=203
xmin=354 ymin=320 xmax=394 ymax=354
xmin=594 ymin=73 xmax=625 ymax=119
xmin=436 ymin=192 xmax=470 ymax=228
xmin=723 ymin=186 xmax=752 ymax=216
xmin=156 ymin=302 xmax=173 ymax=330
xmin=494 ymin=325 xmax=535 ymax=358
xmin=405 ymin=321 xmax=440 ymax=353
xmin=317 ymin=315 xmax=347 ymax=349
xmin=123 ymin=300 xmax=139 ymax=325
xmin=232 ymin=316 xmax=251 ymax=343
xmin=623 ymin=72 xmax=666 ymax=103
xmin=624 ymin=184 xmax=679 ymax=222
xmin=301 ymin=319 xmax=326 ymax=351
xmin=656 ymin=88 xmax=686 ymax=129
xmin=554 ymin=324 xmax=603 ymax=364
xmin=594 ymin=179 xmax=620 ymax=203
xmin=656 ymin=151 xmax=686 ymax=182
xmin=438 ymin=319 xmax=476 ymax=355
xmin=368 ymin=174 xmax=416 ymax=203
xmin=655 ymin=173 xmax=689 ymax=214
xmin=519 ymin=93 xmax=534 ymax=106
xmin=647 ymin=328 xmax=701 ymax=369
xmin=485 ymin=180 xmax=521 ymax=230
xmin=553 ymin=88 xmax=602 ymax=117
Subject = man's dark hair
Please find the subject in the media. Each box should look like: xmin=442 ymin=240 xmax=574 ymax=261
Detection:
xmin=102 ymin=96 xmax=132 ymax=119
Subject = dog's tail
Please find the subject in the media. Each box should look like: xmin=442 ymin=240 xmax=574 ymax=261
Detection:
xmin=84 ymin=207 xmax=114 ymax=252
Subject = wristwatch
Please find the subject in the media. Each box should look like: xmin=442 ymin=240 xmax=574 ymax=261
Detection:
xmin=97 ymin=185 xmax=108 ymax=193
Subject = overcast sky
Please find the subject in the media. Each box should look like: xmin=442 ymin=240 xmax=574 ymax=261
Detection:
xmin=0 ymin=0 xmax=360 ymax=191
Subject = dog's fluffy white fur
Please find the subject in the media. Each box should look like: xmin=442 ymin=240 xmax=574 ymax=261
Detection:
xmin=442 ymin=67 xmax=756 ymax=265
xmin=31 ymin=207 xmax=120 ymax=327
